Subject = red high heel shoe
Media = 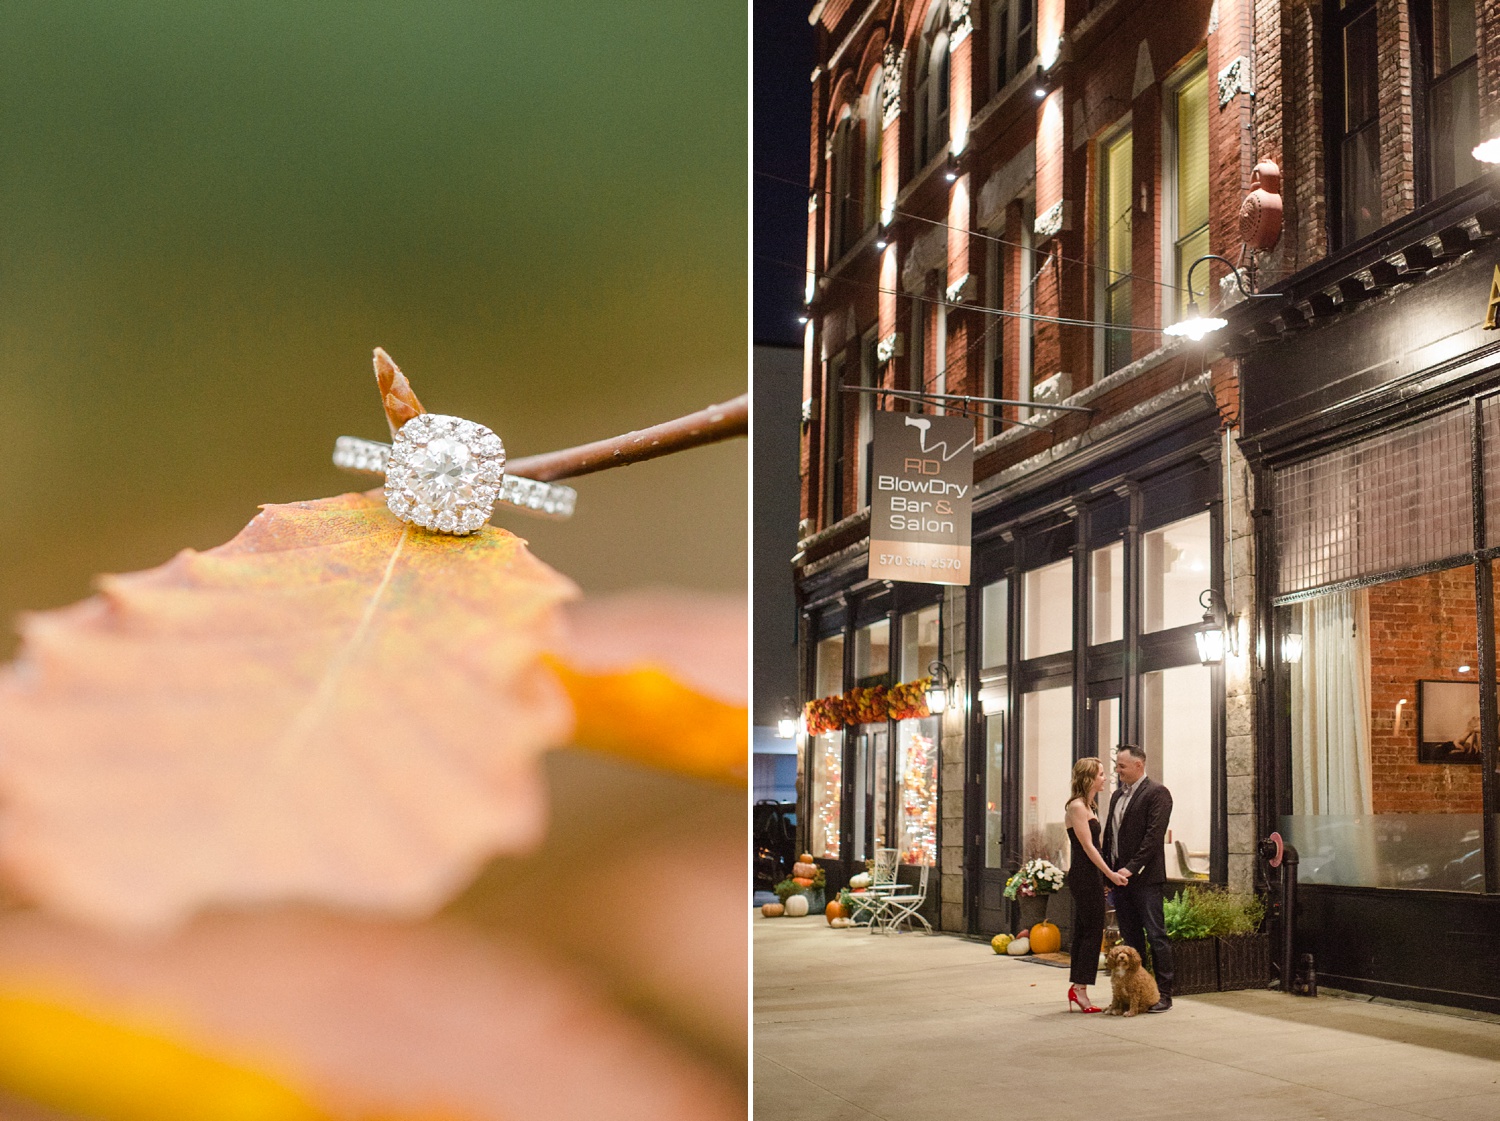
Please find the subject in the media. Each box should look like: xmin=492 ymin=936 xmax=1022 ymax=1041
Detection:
xmin=1067 ymin=986 xmax=1102 ymax=1013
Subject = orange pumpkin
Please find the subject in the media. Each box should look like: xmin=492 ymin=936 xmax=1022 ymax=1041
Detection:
xmin=799 ymin=852 xmax=814 ymax=864
xmin=761 ymin=902 xmax=784 ymax=918
xmin=825 ymin=900 xmax=846 ymax=923
xmin=791 ymin=861 xmax=819 ymax=879
xmin=792 ymin=877 xmax=814 ymax=888
xmin=1028 ymin=920 xmax=1062 ymax=954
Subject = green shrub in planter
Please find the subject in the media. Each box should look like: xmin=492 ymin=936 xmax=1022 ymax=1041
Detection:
xmin=1164 ymin=887 xmax=1269 ymax=994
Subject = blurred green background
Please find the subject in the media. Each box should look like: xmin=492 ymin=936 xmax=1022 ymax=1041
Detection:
xmin=0 ymin=1 xmax=746 ymax=655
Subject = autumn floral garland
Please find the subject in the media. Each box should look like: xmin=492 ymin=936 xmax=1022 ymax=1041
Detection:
xmin=803 ymin=677 xmax=932 ymax=734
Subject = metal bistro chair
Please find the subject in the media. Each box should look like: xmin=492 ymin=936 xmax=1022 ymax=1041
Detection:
xmin=850 ymin=847 xmax=901 ymax=928
xmin=874 ymin=864 xmax=932 ymax=934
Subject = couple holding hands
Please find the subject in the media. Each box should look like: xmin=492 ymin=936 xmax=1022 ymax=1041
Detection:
xmin=1063 ymin=746 xmax=1174 ymax=1015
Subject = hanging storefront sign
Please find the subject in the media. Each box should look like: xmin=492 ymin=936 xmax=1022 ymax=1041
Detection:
xmin=867 ymin=411 xmax=974 ymax=585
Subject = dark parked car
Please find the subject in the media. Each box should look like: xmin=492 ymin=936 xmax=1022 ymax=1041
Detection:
xmin=754 ymin=800 xmax=797 ymax=892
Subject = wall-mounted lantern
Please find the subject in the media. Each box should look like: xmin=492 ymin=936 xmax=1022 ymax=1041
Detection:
xmin=925 ymin=661 xmax=954 ymax=715
xmin=1280 ymin=628 xmax=1304 ymax=665
xmin=1194 ymin=589 xmax=1237 ymax=666
xmin=776 ymin=697 xmax=798 ymax=740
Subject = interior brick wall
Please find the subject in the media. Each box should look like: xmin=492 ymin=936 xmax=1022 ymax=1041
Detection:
xmin=1366 ymin=568 xmax=1484 ymax=814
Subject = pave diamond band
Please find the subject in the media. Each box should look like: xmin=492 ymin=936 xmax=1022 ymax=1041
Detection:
xmin=333 ymin=418 xmax=577 ymax=535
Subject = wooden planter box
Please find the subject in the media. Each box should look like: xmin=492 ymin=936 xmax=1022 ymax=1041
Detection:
xmin=1171 ymin=938 xmax=1219 ymax=995
xmin=1217 ymin=933 xmax=1271 ymax=991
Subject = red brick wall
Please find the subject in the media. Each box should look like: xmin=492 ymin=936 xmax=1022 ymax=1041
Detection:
xmin=1377 ymin=0 xmax=1416 ymax=225
xmin=1366 ymin=568 xmax=1483 ymax=815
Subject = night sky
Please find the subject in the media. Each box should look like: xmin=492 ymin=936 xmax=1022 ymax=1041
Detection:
xmin=754 ymin=0 xmax=815 ymax=347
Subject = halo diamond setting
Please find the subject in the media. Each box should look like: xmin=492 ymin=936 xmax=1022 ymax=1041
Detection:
xmin=384 ymin=414 xmax=506 ymax=535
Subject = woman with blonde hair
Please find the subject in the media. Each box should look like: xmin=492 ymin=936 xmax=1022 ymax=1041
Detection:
xmin=1064 ymin=756 xmax=1129 ymax=1012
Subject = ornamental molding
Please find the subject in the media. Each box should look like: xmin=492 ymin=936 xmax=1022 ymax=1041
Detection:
xmin=977 ymin=141 xmax=1036 ymax=230
xmin=1034 ymin=199 xmax=1068 ymax=239
xmin=876 ymin=332 xmax=903 ymax=362
xmin=882 ymin=44 xmax=906 ymax=126
xmin=1218 ymin=56 xmax=1251 ymax=108
xmin=949 ymin=0 xmax=972 ymax=50
xmin=1132 ymin=40 xmax=1155 ymax=100
xmin=902 ymin=223 xmax=948 ymax=292
xmin=946 ymin=273 xmax=973 ymax=303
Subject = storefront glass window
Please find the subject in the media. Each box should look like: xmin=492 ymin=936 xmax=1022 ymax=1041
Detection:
xmin=1143 ymin=512 xmax=1212 ymax=632
xmin=896 ymin=717 xmax=939 ymax=865
xmin=1023 ymin=558 xmax=1073 ymax=658
xmin=1281 ymin=567 xmax=1482 ymax=892
xmin=1090 ymin=540 xmax=1124 ymax=644
xmin=854 ymin=618 xmax=891 ymax=685
xmin=810 ymin=731 xmax=842 ymax=859
xmin=900 ymin=605 xmax=941 ymax=681
xmin=1021 ymin=682 xmax=1073 ymax=869
xmin=981 ymin=578 xmax=1008 ymax=668
xmin=854 ymin=723 xmax=889 ymax=861
xmin=983 ymin=707 xmax=1006 ymax=868
xmin=810 ymin=635 xmax=844 ymax=859
xmin=1142 ymin=663 xmax=1212 ymax=875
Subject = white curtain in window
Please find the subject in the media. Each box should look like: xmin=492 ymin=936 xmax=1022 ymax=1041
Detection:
xmin=1289 ymin=589 xmax=1373 ymax=815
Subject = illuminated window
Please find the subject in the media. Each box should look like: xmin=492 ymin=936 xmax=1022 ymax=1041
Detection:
xmin=1098 ymin=125 xmax=1133 ymax=374
xmin=1166 ymin=65 xmax=1209 ymax=323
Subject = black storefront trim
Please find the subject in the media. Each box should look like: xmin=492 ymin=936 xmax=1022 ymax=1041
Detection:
xmin=1238 ymin=191 xmax=1500 ymax=1007
xmin=1296 ymin=885 xmax=1500 ymax=1014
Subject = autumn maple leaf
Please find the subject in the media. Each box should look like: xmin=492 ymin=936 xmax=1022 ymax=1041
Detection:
xmin=0 ymin=351 xmax=747 ymax=933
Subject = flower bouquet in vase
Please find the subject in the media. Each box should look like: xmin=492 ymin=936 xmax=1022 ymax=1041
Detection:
xmin=1004 ymin=858 xmax=1065 ymax=932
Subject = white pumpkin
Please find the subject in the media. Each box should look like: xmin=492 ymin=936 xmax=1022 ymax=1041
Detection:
xmin=1005 ymin=936 xmax=1031 ymax=955
xmin=785 ymin=893 xmax=810 ymax=917
xmin=849 ymin=872 xmax=871 ymax=889
xmin=829 ymin=917 xmax=854 ymax=928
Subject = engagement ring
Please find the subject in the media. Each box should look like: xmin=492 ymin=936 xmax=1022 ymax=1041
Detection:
xmin=333 ymin=414 xmax=577 ymax=535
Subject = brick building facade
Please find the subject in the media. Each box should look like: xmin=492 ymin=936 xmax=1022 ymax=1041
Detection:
xmin=794 ymin=0 xmax=1500 ymax=1011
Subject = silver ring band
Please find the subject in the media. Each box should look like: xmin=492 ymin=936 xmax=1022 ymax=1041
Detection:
xmin=334 ymin=434 xmax=577 ymax=522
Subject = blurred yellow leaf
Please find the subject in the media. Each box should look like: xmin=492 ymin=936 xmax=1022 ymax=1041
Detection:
xmin=0 ymin=910 xmax=741 ymax=1121
xmin=0 ymin=492 xmax=577 ymax=932
xmin=554 ymin=593 xmax=747 ymax=785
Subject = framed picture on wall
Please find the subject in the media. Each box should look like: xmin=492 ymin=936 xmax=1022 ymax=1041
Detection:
xmin=1417 ymin=680 xmax=1483 ymax=765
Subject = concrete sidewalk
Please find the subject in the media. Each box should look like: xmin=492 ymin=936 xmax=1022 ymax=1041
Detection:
xmin=754 ymin=915 xmax=1500 ymax=1121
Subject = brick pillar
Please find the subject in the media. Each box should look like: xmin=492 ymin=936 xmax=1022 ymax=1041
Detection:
xmin=1378 ymin=0 xmax=1416 ymax=224
xmin=947 ymin=174 xmax=973 ymax=408
xmin=1033 ymin=90 xmax=1066 ymax=386
xmin=1209 ymin=0 xmax=1257 ymax=291
xmin=1223 ymin=423 xmax=1259 ymax=893
xmin=1287 ymin=0 xmax=1328 ymax=268
xmin=1251 ymin=0 xmax=1290 ymax=282
xmin=1479 ymin=0 xmax=1500 ymax=134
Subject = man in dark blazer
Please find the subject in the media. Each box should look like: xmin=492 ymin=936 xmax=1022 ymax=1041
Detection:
xmin=1101 ymin=743 xmax=1174 ymax=1012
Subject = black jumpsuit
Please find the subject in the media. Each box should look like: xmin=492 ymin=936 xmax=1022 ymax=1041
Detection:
xmin=1066 ymin=815 xmax=1106 ymax=986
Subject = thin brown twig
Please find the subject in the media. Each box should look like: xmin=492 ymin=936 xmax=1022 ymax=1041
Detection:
xmin=507 ymin=395 xmax=748 ymax=482
xmin=372 ymin=348 xmax=746 ymax=483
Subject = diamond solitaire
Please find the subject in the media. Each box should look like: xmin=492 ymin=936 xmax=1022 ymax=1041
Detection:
xmin=332 ymin=416 xmax=577 ymax=534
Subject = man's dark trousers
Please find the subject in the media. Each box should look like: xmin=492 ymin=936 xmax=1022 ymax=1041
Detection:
xmin=1113 ymin=881 xmax=1174 ymax=996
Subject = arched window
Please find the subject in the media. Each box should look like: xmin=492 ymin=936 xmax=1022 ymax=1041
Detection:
xmin=862 ymin=73 xmax=884 ymax=229
xmin=910 ymin=5 xmax=951 ymax=173
xmin=829 ymin=109 xmax=859 ymax=261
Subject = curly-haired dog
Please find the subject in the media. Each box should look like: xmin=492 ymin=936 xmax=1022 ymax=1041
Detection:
xmin=1103 ymin=943 xmax=1160 ymax=1017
